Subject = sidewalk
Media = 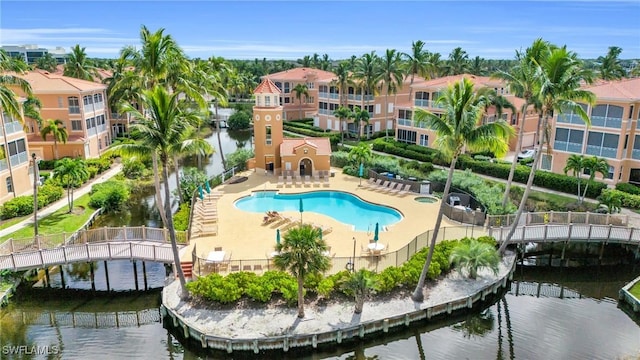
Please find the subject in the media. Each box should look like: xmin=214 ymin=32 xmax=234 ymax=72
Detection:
xmin=0 ymin=163 xmax=123 ymax=238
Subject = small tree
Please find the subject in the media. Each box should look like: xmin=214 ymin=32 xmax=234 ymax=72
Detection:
xmin=598 ymin=190 xmax=622 ymax=214
xmin=292 ymin=83 xmax=309 ymax=120
xmin=273 ymin=224 xmax=330 ymax=318
xmin=53 ymin=158 xmax=89 ymax=213
xmin=581 ymin=156 xmax=609 ymax=202
xmin=450 ymin=239 xmax=500 ymax=279
xmin=227 ymin=110 xmax=251 ymax=130
xmin=341 ymin=269 xmax=379 ymax=314
xmin=40 ymin=119 xmax=68 ymax=160
xmin=175 ymin=167 xmax=207 ymax=204
xmin=563 ymin=154 xmax=585 ymax=202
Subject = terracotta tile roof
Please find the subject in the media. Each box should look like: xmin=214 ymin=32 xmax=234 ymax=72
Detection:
xmin=411 ymin=74 xmax=505 ymax=89
xmin=583 ymin=78 xmax=640 ymax=101
xmin=280 ymin=137 xmax=331 ymax=156
xmin=264 ymin=67 xmax=336 ymax=82
xmin=253 ymin=78 xmax=282 ymax=94
xmin=16 ymin=70 xmax=106 ymax=93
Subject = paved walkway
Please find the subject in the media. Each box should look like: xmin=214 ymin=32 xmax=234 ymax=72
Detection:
xmin=0 ymin=163 xmax=123 ymax=238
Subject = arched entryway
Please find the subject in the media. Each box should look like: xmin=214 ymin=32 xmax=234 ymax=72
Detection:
xmin=299 ymin=158 xmax=313 ymax=176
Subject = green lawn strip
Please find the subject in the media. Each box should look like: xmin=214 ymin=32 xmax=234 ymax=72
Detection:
xmin=629 ymin=282 xmax=640 ymax=299
xmin=0 ymin=194 xmax=97 ymax=243
xmin=0 ymin=215 xmax=31 ymax=231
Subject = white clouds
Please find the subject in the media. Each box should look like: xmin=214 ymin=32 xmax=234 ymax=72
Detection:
xmin=1 ymin=27 xmax=113 ymax=42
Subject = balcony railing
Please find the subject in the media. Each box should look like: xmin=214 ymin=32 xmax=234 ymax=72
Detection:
xmin=319 ymin=92 xmax=328 ymax=99
xmin=0 ymin=159 xmax=7 ymax=172
xmin=632 ymin=149 xmax=640 ymax=160
xmin=590 ymin=115 xmax=622 ymax=129
xmin=69 ymin=106 xmax=80 ymax=114
xmin=329 ymin=93 xmax=339 ymax=100
xmin=414 ymin=99 xmax=428 ymax=107
xmin=347 ymin=94 xmax=374 ymax=101
xmin=397 ymin=118 xmax=412 ymax=127
xmin=97 ymin=124 xmax=107 ymax=133
xmin=557 ymin=113 xmax=585 ymax=125
xmin=586 ymin=145 xmax=617 ymax=158
xmin=3 ymin=121 xmax=23 ymax=136
xmin=9 ymin=151 xmax=28 ymax=166
xmin=554 ymin=141 xmax=583 ymax=154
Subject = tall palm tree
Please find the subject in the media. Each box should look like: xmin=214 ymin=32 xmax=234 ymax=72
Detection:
xmin=350 ymin=106 xmax=370 ymax=139
xmin=450 ymin=239 xmax=500 ymax=279
xmin=447 ymin=47 xmax=470 ymax=75
xmin=109 ymin=86 xmax=203 ymax=296
xmin=353 ymin=52 xmax=381 ymax=137
xmin=379 ymin=49 xmax=404 ymax=138
xmin=292 ymin=83 xmax=309 ymax=120
xmin=426 ymin=52 xmax=445 ymax=79
xmin=470 ymin=56 xmax=486 ymax=76
xmin=40 ymin=119 xmax=68 ymax=160
xmin=273 ymin=224 xmax=331 ymax=318
xmin=63 ymin=45 xmax=97 ymax=81
xmin=35 ymin=53 xmax=58 ymax=72
xmin=402 ymin=40 xmax=430 ymax=100
xmin=411 ymin=78 xmax=513 ymax=302
xmin=493 ymin=39 xmax=549 ymax=209
xmin=331 ymin=61 xmax=352 ymax=108
xmin=53 ymin=158 xmax=89 ymax=213
xmin=202 ymin=57 xmax=228 ymax=167
xmin=0 ymin=50 xmax=33 ymax=122
xmin=499 ymin=45 xmax=595 ymax=253
xmin=597 ymin=46 xmax=626 ymax=80
xmin=563 ymin=154 xmax=585 ymax=202
xmin=333 ymin=106 xmax=352 ymax=144
xmin=581 ymin=156 xmax=609 ymax=203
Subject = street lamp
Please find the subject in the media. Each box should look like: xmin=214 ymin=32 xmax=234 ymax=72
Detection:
xmin=32 ymin=153 xmax=39 ymax=238
xmin=351 ymin=236 xmax=356 ymax=273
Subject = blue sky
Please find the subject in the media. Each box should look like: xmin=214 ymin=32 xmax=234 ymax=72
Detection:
xmin=1 ymin=1 xmax=639 ymax=60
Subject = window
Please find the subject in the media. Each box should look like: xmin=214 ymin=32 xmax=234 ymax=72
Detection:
xmin=397 ymin=129 xmax=417 ymax=144
xmin=319 ymin=85 xmax=328 ymax=93
xmin=591 ymin=104 xmax=623 ymax=128
xmin=275 ymin=82 xmax=282 ymax=91
xmin=99 ymin=138 xmax=102 ymax=150
xmin=375 ymin=104 xmax=381 ymax=114
xmin=607 ymin=166 xmax=614 ymax=179
xmin=284 ymin=97 xmax=290 ymax=104
xmin=419 ymin=134 xmax=428 ymax=147
xmin=284 ymin=82 xmax=290 ymax=93
xmin=265 ymin=125 xmax=272 ymax=145
xmin=630 ymin=105 xmax=635 ymax=119
xmin=307 ymin=96 xmax=314 ymax=103
xmin=554 ymin=127 xmax=584 ymax=153
xmin=541 ymin=154 xmax=552 ymax=170
xmin=388 ymin=102 xmax=394 ymax=114
xmin=71 ymin=120 xmax=82 ymax=131
xmin=58 ymin=97 xmax=63 ymax=108
xmin=586 ymin=131 xmax=619 ymax=158
xmin=415 ymin=92 xmax=429 ymax=106
xmin=6 ymin=177 xmax=13 ymax=193
xmin=633 ymin=135 xmax=640 ymax=160
xmin=68 ymin=97 xmax=80 ymax=114
xmin=83 ymin=95 xmax=93 ymax=107
xmin=265 ymin=96 xmax=271 ymax=106
xmin=306 ymin=82 xmax=314 ymax=89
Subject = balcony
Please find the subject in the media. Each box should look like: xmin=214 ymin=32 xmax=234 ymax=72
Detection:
xmin=0 ymin=159 xmax=7 ymax=172
xmin=414 ymin=99 xmax=428 ymax=107
xmin=554 ymin=141 xmax=583 ymax=154
xmin=329 ymin=93 xmax=339 ymax=100
xmin=97 ymin=124 xmax=107 ymax=133
xmin=69 ymin=106 xmax=81 ymax=114
xmin=632 ymin=149 xmax=640 ymax=160
xmin=586 ymin=145 xmax=617 ymax=158
xmin=397 ymin=118 xmax=412 ymax=127
xmin=9 ymin=151 xmax=28 ymax=166
xmin=3 ymin=121 xmax=23 ymax=136
xmin=590 ymin=115 xmax=622 ymax=129
xmin=557 ymin=113 xmax=585 ymax=125
xmin=319 ymin=92 xmax=328 ymax=99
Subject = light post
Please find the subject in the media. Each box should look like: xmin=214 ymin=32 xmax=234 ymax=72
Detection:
xmin=32 ymin=153 xmax=39 ymax=238
xmin=351 ymin=236 xmax=356 ymax=273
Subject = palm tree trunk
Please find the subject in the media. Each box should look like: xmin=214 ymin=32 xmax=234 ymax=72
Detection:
xmin=162 ymin=158 xmax=187 ymax=297
xmin=215 ymin=102 xmax=226 ymax=168
xmin=173 ymin=155 xmax=183 ymax=204
xmin=152 ymin=153 xmax=168 ymax=226
xmin=408 ymin=74 xmax=415 ymax=102
xmin=412 ymin=156 xmax=458 ymax=302
xmin=296 ymin=275 xmax=305 ymax=318
xmin=354 ymin=293 xmax=364 ymax=314
xmin=67 ymin=185 xmax=72 ymax=213
xmin=384 ymin=92 xmax=389 ymax=138
xmin=53 ymin=140 xmax=58 ymax=160
xmin=501 ymin=102 xmax=528 ymax=209
xmin=70 ymin=187 xmax=74 ymax=212
xmin=499 ymin=115 xmax=548 ymax=254
xmin=581 ymin=181 xmax=590 ymax=204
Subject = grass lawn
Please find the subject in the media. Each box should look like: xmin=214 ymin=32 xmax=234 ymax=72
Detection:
xmin=0 ymin=215 xmax=31 ymax=231
xmin=630 ymin=282 xmax=640 ymax=299
xmin=0 ymin=194 xmax=97 ymax=243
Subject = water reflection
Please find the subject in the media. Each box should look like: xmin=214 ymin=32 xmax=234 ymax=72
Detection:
xmin=452 ymin=308 xmax=495 ymax=339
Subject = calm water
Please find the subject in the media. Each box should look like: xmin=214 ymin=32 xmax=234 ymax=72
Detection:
xmin=235 ymin=191 xmax=402 ymax=231
xmin=1 ymin=263 xmax=638 ymax=360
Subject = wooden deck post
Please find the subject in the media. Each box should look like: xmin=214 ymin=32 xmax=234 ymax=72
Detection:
xmin=60 ymin=267 xmax=66 ymax=289
xmin=90 ymin=262 xmax=95 ymax=291
xmin=123 ymin=226 xmax=127 ymax=241
xmin=142 ymin=226 xmax=146 ymax=241
xmin=133 ymin=260 xmax=139 ymax=291
xmin=104 ymin=260 xmax=110 ymax=291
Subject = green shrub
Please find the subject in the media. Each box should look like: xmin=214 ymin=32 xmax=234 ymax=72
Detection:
xmin=615 ymin=182 xmax=640 ymax=196
xmin=0 ymin=196 xmax=34 ymax=219
xmin=278 ymin=277 xmax=300 ymax=306
xmin=38 ymin=183 xmax=64 ymax=205
xmin=87 ymin=166 xmax=99 ymax=179
xmin=330 ymin=151 xmax=351 ymax=168
xmin=225 ymin=148 xmax=254 ymax=171
xmin=173 ymin=203 xmax=190 ymax=231
xmin=122 ymin=158 xmax=147 ymax=179
xmin=602 ymin=189 xmax=640 ymax=209
xmin=89 ymin=180 xmax=130 ymax=212
xmin=303 ymin=272 xmax=323 ymax=291
xmin=227 ymin=111 xmax=252 ymax=130
xmin=38 ymin=159 xmax=57 ymax=170
xmin=246 ymin=281 xmax=274 ymax=302
xmin=316 ymin=278 xmax=335 ymax=298
xmin=86 ymin=158 xmax=112 ymax=173
xmin=376 ymin=266 xmax=404 ymax=293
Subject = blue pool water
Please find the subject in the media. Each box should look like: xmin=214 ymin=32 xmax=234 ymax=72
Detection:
xmin=234 ymin=191 xmax=402 ymax=231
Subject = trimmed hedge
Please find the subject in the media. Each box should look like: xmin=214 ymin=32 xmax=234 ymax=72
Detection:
xmin=0 ymin=183 xmax=64 ymax=219
xmin=602 ymin=188 xmax=640 ymax=209
xmin=283 ymin=125 xmax=340 ymax=145
xmin=615 ymin=182 xmax=640 ymax=196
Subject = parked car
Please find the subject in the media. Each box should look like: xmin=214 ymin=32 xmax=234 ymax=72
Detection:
xmin=517 ymin=149 xmax=536 ymax=162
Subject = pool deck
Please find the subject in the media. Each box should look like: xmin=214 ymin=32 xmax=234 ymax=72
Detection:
xmin=181 ymin=169 xmax=484 ymax=263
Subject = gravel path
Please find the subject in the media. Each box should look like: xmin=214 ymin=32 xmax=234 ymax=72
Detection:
xmin=163 ymin=253 xmax=516 ymax=339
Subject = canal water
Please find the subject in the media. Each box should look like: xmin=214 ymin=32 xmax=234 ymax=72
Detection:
xmin=1 ymin=127 xmax=639 ymax=359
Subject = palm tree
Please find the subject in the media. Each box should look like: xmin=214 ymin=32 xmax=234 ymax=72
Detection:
xmin=447 ymin=47 xmax=470 ymax=75
xmin=292 ymin=83 xmax=309 ymax=120
xmin=563 ymin=154 xmax=585 ymax=202
xmin=581 ymin=156 xmax=609 ymax=203
xmin=450 ymin=239 xmax=500 ymax=279
xmin=499 ymin=45 xmax=595 ymax=253
xmin=40 ymin=119 xmax=68 ymax=160
xmin=341 ymin=269 xmax=379 ymax=314
xmin=353 ymin=52 xmax=380 ymax=137
xmin=53 ymin=158 xmax=89 ymax=213
xmin=426 ymin=52 xmax=445 ymax=79
xmin=402 ymin=40 xmax=430 ymax=101
xmin=333 ymin=106 xmax=353 ymax=144
xmin=0 ymin=50 xmax=33 ymax=123
xmin=348 ymin=142 xmax=372 ymax=168
xmin=63 ymin=45 xmax=97 ymax=81
xmin=470 ymin=56 xmax=487 ymax=76
xmin=493 ymin=39 xmax=548 ymax=209
xmin=203 ymin=57 xmax=228 ymax=167
xmin=298 ymin=55 xmax=312 ymax=67
xmin=598 ymin=190 xmax=622 ymax=214
xmin=379 ymin=49 xmax=404 ymax=138
xmin=273 ymin=224 xmax=331 ymax=318
xmin=597 ymin=46 xmax=626 ymax=80
xmin=350 ymin=106 xmax=370 ymax=139
xmin=108 ymin=86 xmax=203 ymax=296
xmin=331 ymin=61 xmax=352 ymax=108
xmin=35 ymin=53 xmax=58 ymax=72
xmin=411 ymin=78 xmax=513 ymax=302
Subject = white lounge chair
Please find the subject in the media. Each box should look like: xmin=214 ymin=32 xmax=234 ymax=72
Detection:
xmin=376 ymin=180 xmax=390 ymax=191
xmin=313 ymin=174 xmax=321 ymax=187
xmin=285 ymin=176 xmax=293 ymax=186
xmin=397 ymin=184 xmax=413 ymax=196
xmin=304 ymin=175 xmax=311 ymax=187
xmin=365 ymin=178 xmax=383 ymax=189
xmin=384 ymin=182 xmax=400 ymax=193
xmin=277 ymin=176 xmax=284 ymax=187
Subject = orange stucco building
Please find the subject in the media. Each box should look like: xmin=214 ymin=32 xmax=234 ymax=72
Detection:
xmin=251 ymin=78 xmax=330 ymax=177
xmin=14 ymin=70 xmax=111 ymax=160
xmin=0 ymin=103 xmax=33 ymax=202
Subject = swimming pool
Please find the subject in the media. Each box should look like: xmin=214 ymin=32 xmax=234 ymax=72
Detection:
xmin=234 ymin=191 xmax=402 ymax=231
